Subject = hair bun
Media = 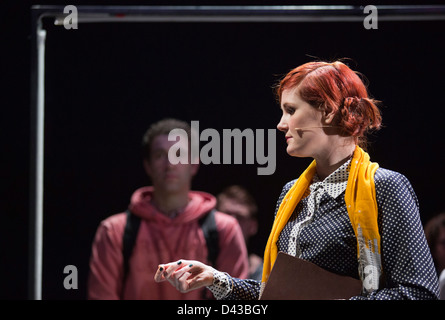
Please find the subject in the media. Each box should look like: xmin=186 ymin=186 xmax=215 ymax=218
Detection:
xmin=340 ymin=96 xmax=382 ymax=139
xmin=343 ymin=96 xmax=361 ymax=110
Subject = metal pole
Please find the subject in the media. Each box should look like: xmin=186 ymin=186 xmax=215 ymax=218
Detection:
xmin=29 ymin=12 xmax=46 ymax=300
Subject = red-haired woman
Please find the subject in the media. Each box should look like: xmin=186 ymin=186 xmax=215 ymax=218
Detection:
xmin=154 ymin=60 xmax=440 ymax=300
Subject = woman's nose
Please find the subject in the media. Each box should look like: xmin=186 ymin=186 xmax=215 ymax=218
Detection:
xmin=277 ymin=116 xmax=288 ymax=132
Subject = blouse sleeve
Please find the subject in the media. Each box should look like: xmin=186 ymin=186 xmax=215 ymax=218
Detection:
xmin=206 ymin=182 xmax=295 ymax=300
xmin=351 ymin=169 xmax=440 ymax=300
xmin=207 ymin=270 xmax=262 ymax=300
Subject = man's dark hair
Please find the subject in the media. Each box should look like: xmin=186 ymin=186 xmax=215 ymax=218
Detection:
xmin=217 ymin=185 xmax=258 ymax=218
xmin=141 ymin=118 xmax=191 ymax=161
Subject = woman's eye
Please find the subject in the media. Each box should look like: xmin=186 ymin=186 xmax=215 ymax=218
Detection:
xmin=286 ymin=107 xmax=295 ymax=115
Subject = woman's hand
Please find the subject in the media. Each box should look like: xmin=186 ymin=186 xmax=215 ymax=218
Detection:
xmin=154 ymin=260 xmax=215 ymax=293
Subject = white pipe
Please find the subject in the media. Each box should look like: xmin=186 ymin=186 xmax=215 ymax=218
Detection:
xmin=33 ymin=26 xmax=46 ymax=301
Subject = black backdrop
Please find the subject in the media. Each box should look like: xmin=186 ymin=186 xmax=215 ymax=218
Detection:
xmin=2 ymin=1 xmax=445 ymax=300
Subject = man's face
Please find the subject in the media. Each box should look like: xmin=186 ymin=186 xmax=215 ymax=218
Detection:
xmin=218 ymin=197 xmax=257 ymax=241
xmin=144 ymin=134 xmax=198 ymax=195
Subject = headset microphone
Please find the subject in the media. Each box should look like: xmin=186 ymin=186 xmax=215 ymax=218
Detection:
xmin=294 ymin=126 xmax=339 ymax=130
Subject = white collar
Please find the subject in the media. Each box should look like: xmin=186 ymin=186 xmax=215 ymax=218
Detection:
xmin=311 ymin=159 xmax=351 ymax=199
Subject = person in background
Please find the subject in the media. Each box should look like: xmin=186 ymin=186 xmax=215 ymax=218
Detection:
xmin=424 ymin=212 xmax=445 ymax=299
xmin=154 ymin=60 xmax=439 ymax=300
xmin=216 ymin=185 xmax=263 ymax=281
xmin=87 ymin=118 xmax=248 ymax=299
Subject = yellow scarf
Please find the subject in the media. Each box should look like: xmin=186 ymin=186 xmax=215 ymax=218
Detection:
xmin=261 ymin=146 xmax=381 ymax=292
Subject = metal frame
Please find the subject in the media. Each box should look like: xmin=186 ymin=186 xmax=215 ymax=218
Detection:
xmin=29 ymin=4 xmax=445 ymax=300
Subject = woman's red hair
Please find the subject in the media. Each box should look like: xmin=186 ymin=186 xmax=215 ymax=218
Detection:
xmin=275 ymin=60 xmax=382 ymax=148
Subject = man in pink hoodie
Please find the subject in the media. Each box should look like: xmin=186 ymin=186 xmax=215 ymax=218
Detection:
xmin=87 ymin=118 xmax=249 ymax=299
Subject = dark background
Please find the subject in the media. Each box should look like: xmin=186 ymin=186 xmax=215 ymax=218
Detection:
xmin=2 ymin=0 xmax=445 ymax=300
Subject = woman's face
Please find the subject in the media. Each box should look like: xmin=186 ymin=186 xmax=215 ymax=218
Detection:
xmin=277 ymin=86 xmax=328 ymax=158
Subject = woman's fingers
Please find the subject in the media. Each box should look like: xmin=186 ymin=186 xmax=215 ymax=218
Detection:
xmin=154 ymin=264 xmax=168 ymax=282
xmin=165 ymin=260 xmax=186 ymax=278
xmin=154 ymin=260 xmax=189 ymax=282
xmin=154 ymin=261 xmax=194 ymax=293
xmin=154 ymin=260 xmax=215 ymax=293
xmin=154 ymin=260 xmax=182 ymax=282
xmin=171 ymin=264 xmax=194 ymax=293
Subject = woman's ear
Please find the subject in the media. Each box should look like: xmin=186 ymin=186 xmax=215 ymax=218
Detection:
xmin=322 ymin=105 xmax=336 ymax=125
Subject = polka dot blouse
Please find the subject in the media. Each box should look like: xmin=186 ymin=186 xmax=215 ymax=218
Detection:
xmin=208 ymin=160 xmax=440 ymax=300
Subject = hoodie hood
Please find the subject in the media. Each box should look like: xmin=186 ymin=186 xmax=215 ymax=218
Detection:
xmin=128 ymin=186 xmax=216 ymax=225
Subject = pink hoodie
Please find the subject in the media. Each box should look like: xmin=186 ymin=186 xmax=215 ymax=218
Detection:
xmin=87 ymin=187 xmax=249 ymax=300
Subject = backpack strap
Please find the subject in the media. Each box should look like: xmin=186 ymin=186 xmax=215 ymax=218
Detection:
xmin=198 ymin=209 xmax=219 ymax=267
xmin=121 ymin=208 xmax=219 ymax=299
xmin=122 ymin=209 xmax=141 ymax=283
xmin=122 ymin=208 xmax=219 ymax=280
